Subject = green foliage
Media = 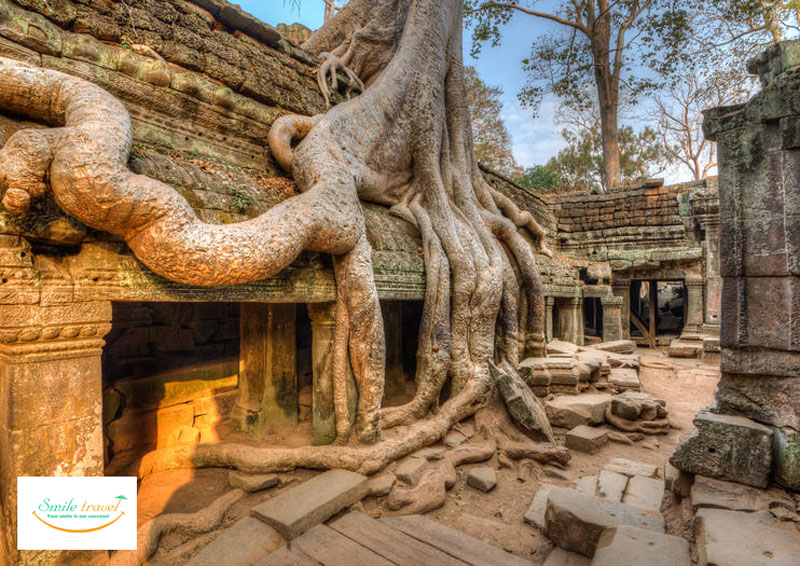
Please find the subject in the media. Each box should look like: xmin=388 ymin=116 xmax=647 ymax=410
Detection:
xmin=227 ymin=185 xmax=253 ymax=212
xmin=518 ymin=164 xmax=561 ymax=191
xmin=119 ymin=35 xmax=133 ymax=50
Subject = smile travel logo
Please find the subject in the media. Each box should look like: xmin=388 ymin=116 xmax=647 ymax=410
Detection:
xmin=18 ymin=477 xmax=137 ymax=550
xmin=33 ymin=494 xmax=128 ymax=533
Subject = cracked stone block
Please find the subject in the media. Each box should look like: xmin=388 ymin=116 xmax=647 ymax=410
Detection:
xmin=545 ymin=393 xmax=612 ymax=429
xmin=565 ymin=425 xmax=608 ymax=454
xmin=690 ymin=475 xmax=794 ymax=513
xmin=544 ymin=488 xmax=665 ymax=557
xmin=596 ymin=469 xmax=628 ymax=502
xmin=622 ymin=476 xmax=665 ymax=511
xmin=251 ymin=469 xmax=368 ymax=540
xmin=592 ymin=526 xmax=690 ymax=566
xmin=608 ymin=368 xmax=641 ymax=391
xmin=395 ymin=456 xmax=428 ymax=485
xmin=524 ymin=483 xmax=557 ymax=529
xmin=670 ymin=410 xmax=773 ymax=488
xmin=695 ymin=509 xmax=800 ymax=566
xmin=467 ymin=466 xmax=497 ymax=492
xmin=603 ymin=458 xmax=658 ymax=479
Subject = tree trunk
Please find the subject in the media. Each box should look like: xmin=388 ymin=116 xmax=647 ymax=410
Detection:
xmin=590 ymin=24 xmax=621 ymax=190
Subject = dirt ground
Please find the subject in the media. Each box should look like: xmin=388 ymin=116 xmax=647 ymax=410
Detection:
xmin=133 ymin=347 xmax=719 ymax=565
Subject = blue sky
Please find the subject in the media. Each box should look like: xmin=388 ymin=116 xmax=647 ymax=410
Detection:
xmin=238 ymin=2 xmax=578 ymax=170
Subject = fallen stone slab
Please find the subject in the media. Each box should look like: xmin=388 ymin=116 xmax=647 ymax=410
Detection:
xmin=593 ymin=340 xmax=636 ymax=355
xmin=664 ymin=463 xmax=693 ymax=498
xmin=622 ymin=476 xmax=665 ymax=511
xmin=542 ymin=547 xmax=590 ymax=566
xmin=524 ymin=483 xmax=557 ymax=529
xmin=695 ymin=509 xmax=800 ymax=566
xmin=603 ymin=353 xmax=641 ymax=369
xmin=495 ymin=364 xmax=555 ymax=442
xmin=592 ymin=525 xmax=691 ymax=566
xmin=251 ymin=469 xmax=368 ymax=540
xmin=545 ymin=393 xmax=612 ymax=429
xmin=467 ymin=467 xmax=497 ymax=492
xmin=544 ymin=488 xmax=665 ymax=557
xmin=395 ymin=456 xmax=428 ymax=485
xmin=565 ymin=425 xmax=608 ymax=454
xmin=228 ymin=471 xmax=280 ymax=493
xmin=690 ymin=475 xmax=795 ymax=513
xmin=603 ymin=458 xmax=658 ymax=479
xmin=670 ymin=409 xmax=773 ymax=488
xmin=367 ymin=471 xmax=396 ymax=497
xmin=548 ymin=340 xmax=580 ymax=356
xmin=667 ymin=339 xmax=702 ymax=358
xmin=596 ymin=469 xmax=627 ymax=502
xmin=608 ymin=368 xmax=641 ymax=391
xmin=187 ymin=517 xmax=283 ymax=566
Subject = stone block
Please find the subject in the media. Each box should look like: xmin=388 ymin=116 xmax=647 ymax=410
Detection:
xmin=466 ymin=467 xmax=497 ymax=492
xmin=228 ymin=471 xmax=280 ymax=493
xmin=593 ymin=340 xmax=636 ymax=354
xmin=690 ymin=475 xmax=794 ymax=513
xmin=367 ymin=471 xmax=396 ymax=497
xmin=251 ymin=469 xmax=368 ymax=540
xmin=395 ymin=457 xmax=428 ymax=485
xmin=715 ymin=374 xmax=800 ymax=430
xmin=622 ymin=476 xmax=665 ymax=511
xmin=545 ymin=393 xmax=612 ymax=429
xmin=603 ymin=458 xmax=658 ymax=479
xmin=544 ymin=488 xmax=665 ymax=557
xmin=773 ymin=426 xmax=800 ymax=491
xmin=670 ymin=410 xmax=773 ymax=488
xmin=596 ymin=470 xmax=627 ymax=502
xmin=187 ymin=517 xmax=283 ymax=566
xmin=664 ymin=463 xmax=693 ymax=498
xmin=695 ymin=509 xmax=800 ymax=566
xmin=542 ymin=548 xmax=590 ymax=566
xmin=608 ymin=368 xmax=641 ymax=391
xmin=494 ymin=364 xmax=553 ymax=441
xmin=575 ymin=475 xmax=598 ymax=496
xmin=524 ymin=483 xmax=556 ymax=529
xmin=593 ymin=526 xmax=690 ymax=566
xmin=610 ymin=391 xmax=666 ymax=421
xmin=565 ymin=425 xmax=608 ymax=454
xmin=667 ymin=339 xmax=702 ymax=358
xmin=547 ymin=340 xmax=580 ymax=356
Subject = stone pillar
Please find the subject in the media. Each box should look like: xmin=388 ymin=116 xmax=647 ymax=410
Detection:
xmin=232 ymin=303 xmax=297 ymax=438
xmin=381 ymin=301 xmax=405 ymax=400
xmin=556 ymin=297 xmax=584 ymax=346
xmin=545 ymin=297 xmax=555 ymax=343
xmin=0 ymin=300 xmax=112 ymax=566
xmin=612 ymin=280 xmax=631 ymax=339
xmin=307 ymin=303 xmax=356 ymax=445
xmin=601 ymin=296 xmax=624 ymax=342
xmin=702 ymin=223 xmax=722 ymax=336
xmin=682 ymin=278 xmax=705 ymax=339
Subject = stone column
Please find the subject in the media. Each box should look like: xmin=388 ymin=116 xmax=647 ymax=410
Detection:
xmin=682 ymin=278 xmax=705 ymax=339
xmin=232 ymin=303 xmax=297 ymax=438
xmin=556 ymin=297 xmax=584 ymax=346
xmin=601 ymin=296 xmax=624 ymax=342
xmin=381 ymin=301 xmax=405 ymax=400
xmin=702 ymin=223 xmax=722 ymax=336
xmin=0 ymin=300 xmax=111 ymax=566
xmin=545 ymin=297 xmax=555 ymax=343
xmin=307 ymin=303 xmax=356 ymax=445
xmin=612 ymin=280 xmax=631 ymax=340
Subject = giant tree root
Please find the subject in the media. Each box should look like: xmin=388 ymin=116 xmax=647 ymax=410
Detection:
xmin=109 ymin=489 xmax=245 ymax=566
xmin=604 ymin=408 xmax=671 ymax=435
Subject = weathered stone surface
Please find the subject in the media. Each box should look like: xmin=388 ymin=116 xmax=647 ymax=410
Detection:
xmin=395 ymin=457 xmax=428 ymax=485
xmin=715 ymin=373 xmax=800 ymax=430
xmin=565 ymin=425 xmax=608 ymax=454
xmin=228 ymin=471 xmax=280 ymax=493
xmin=608 ymin=368 xmax=641 ymax=391
xmin=664 ymin=462 xmax=693 ymax=498
xmin=690 ymin=475 xmax=794 ymax=513
xmin=772 ymin=426 xmax=800 ymax=491
xmin=670 ymin=410 xmax=773 ymax=488
xmin=524 ymin=483 xmax=556 ymax=529
xmin=596 ymin=470 xmax=627 ymax=502
xmin=187 ymin=517 xmax=283 ymax=566
xmin=604 ymin=458 xmax=658 ymax=479
xmin=251 ymin=470 xmax=368 ymax=540
xmin=466 ymin=467 xmax=497 ymax=492
xmin=367 ymin=471 xmax=396 ymax=497
xmin=622 ymin=476 xmax=665 ymax=511
xmin=667 ymin=339 xmax=702 ymax=358
xmin=575 ymin=475 xmax=598 ymax=496
xmin=495 ymin=366 xmax=553 ymax=441
xmin=542 ymin=548 xmax=590 ymax=566
xmin=545 ymin=393 xmax=612 ymax=429
xmin=604 ymin=353 xmax=641 ymax=369
xmin=593 ymin=340 xmax=636 ymax=355
xmin=695 ymin=509 xmax=800 ymax=566
xmin=547 ymin=340 xmax=580 ymax=356
xmin=544 ymin=488 xmax=665 ymax=557
xmin=593 ymin=526 xmax=691 ymax=566
xmin=610 ymin=391 xmax=667 ymax=421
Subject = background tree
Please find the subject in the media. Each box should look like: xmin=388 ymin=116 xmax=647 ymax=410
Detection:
xmin=464 ymin=66 xmax=521 ymax=178
xmin=518 ymin=164 xmax=561 ymax=191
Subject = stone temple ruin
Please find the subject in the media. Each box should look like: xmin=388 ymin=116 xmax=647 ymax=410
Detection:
xmin=0 ymin=1 xmax=797 ymax=565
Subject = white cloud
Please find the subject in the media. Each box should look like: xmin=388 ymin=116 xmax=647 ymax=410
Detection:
xmin=500 ymin=96 xmax=567 ymax=168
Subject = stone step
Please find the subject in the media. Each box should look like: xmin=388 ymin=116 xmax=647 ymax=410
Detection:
xmin=289 ymin=524 xmax=393 ymax=566
xmin=592 ymin=525 xmax=690 ymax=566
xmin=382 ymin=513 xmax=535 ymax=565
xmin=543 ymin=547 xmax=590 ymax=566
xmin=621 ymin=476 xmax=665 ymax=511
xmin=251 ymin=469 xmax=368 ymax=540
xmin=603 ymin=458 xmax=658 ymax=479
xmin=253 ymin=545 xmax=320 ymax=566
xmin=544 ymin=488 xmax=665 ymax=557
xmin=187 ymin=517 xmax=283 ymax=566
xmin=596 ymin=470 xmax=627 ymax=502
xmin=690 ymin=475 xmax=795 ymax=513
xmin=695 ymin=509 xmax=800 ymax=566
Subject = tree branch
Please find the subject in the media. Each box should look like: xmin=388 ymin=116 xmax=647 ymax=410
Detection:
xmin=471 ymin=2 xmax=589 ymax=34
